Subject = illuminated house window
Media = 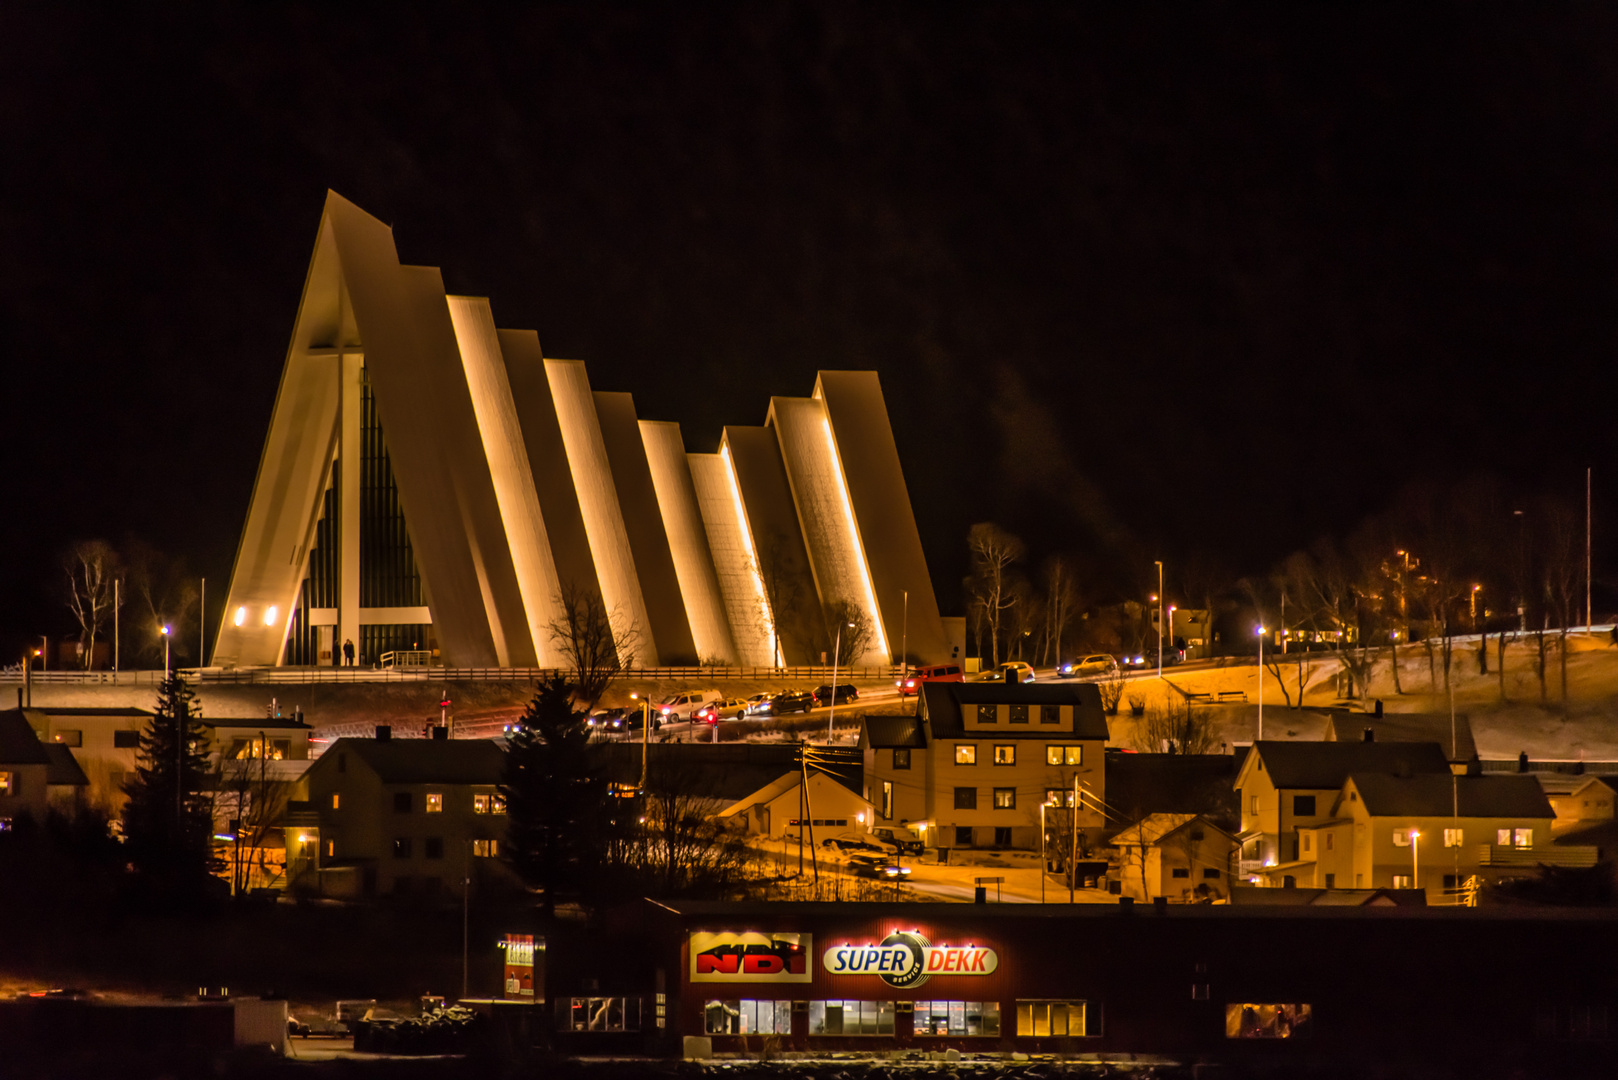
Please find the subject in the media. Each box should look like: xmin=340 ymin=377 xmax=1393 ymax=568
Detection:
xmin=54 ymin=730 xmax=82 ymax=747
xmin=1226 ymin=1003 xmax=1312 ymax=1039
xmin=0 ymin=772 xmax=11 ymax=795
xmin=426 ymin=792 xmax=443 ymax=813
xmin=881 ymin=781 xmax=893 ymax=820
xmin=1444 ymin=828 xmax=1464 ymax=847
xmin=955 ymin=744 xmax=977 ymax=765
xmin=1393 ymin=829 xmax=1412 ymax=846
xmin=1046 ymin=745 xmax=1082 ymax=766
xmin=1045 ymin=788 xmax=1075 ymax=807
xmin=1393 ymin=874 xmax=1412 ymax=889
xmin=473 ymin=839 xmax=500 ymax=857
xmin=1514 ymin=828 xmax=1533 ymax=848
xmin=993 ymin=788 xmax=1016 ymax=809
xmin=325 ymin=839 xmax=335 ymax=858
xmin=330 ymin=793 xmax=340 ymax=810
xmin=572 ymin=997 xmax=644 ymax=1032
xmin=473 ymin=793 xmax=505 ymax=814
xmin=993 ymin=745 xmax=1015 ymax=765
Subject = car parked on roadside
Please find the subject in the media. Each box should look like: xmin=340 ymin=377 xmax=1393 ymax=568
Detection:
xmin=973 ymin=662 xmax=1035 ymax=683
xmin=812 ymin=683 xmax=859 ymax=706
xmin=587 ymin=707 xmax=628 ymax=731
xmin=744 ymin=692 xmax=776 ymax=715
xmin=871 ymin=826 xmax=926 ymax=855
xmin=657 ymin=690 xmax=721 ymax=722
xmin=821 ymin=836 xmax=886 ymax=854
xmin=769 ymin=690 xmax=815 ymax=715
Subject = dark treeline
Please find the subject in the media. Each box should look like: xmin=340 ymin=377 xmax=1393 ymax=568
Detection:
xmin=967 ymin=474 xmax=1598 ymax=705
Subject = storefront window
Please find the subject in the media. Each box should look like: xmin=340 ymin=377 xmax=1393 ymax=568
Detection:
xmin=809 ymin=1000 xmax=895 ymax=1035
xmin=1225 ymin=1003 xmax=1312 ymax=1039
xmin=1016 ymin=1000 xmax=1085 ymax=1037
xmin=570 ymin=997 xmax=642 ymax=1031
xmin=914 ymin=1000 xmax=999 ymax=1036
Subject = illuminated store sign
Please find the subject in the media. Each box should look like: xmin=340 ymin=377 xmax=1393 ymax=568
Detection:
xmin=690 ymin=932 xmax=812 ymax=983
xmin=823 ymin=931 xmax=998 ymax=989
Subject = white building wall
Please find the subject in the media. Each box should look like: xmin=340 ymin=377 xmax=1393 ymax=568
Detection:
xmin=640 ymin=421 xmax=738 ymax=665
xmin=688 ymin=452 xmax=776 ymax=667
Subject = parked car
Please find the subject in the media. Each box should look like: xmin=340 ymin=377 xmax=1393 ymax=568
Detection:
xmin=1058 ymin=654 xmax=1118 ymax=678
xmin=821 ymin=836 xmax=885 ymax=854
xmin=769 ymin=690 xmax=815 ymax=715
xmin=813 ymin=683 xmax=859 ymax=706
xmin=1121 ymin=647 xmax=1184 ymax=669
xmin=872 ymin=826 xmax=926 ymax=855
xmin=847 ymin=853 xmax=913 ymax=880
xmin=657 ymin=690 xmax=721 ymax=721
xmin=696 ymin=697 xmax=751 ymax=723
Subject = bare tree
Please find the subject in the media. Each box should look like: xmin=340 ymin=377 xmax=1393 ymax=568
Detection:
xmin=124 ymin=539 xmax=199 ymax=667
xmin=64 ymin=540 xmax=121 ymax=670
xmin=754 ymin=529 xmax=805 ymax=667
xmin=632 ymin=764 xmax=755 ymax=898
xmin=218 ymin=749 xmax=292 ymax=895
xmin=547 ymin=580 xmax=644 ymax=709
xmin=1130 ymin=698 xmax=1220 ymax=755
xmin=1540 ymin=498 xmax=1581 ymax=707
xmin=827 ymin=599 xmax=874 ymax=667
xmin=1041 ymin=557 xmax=1079 ymax=665
xmin=967 ymin=523 xmax=1024 ymax=667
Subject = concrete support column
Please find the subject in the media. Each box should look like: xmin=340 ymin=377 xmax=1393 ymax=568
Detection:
xmin=338 ymin=351 xmax=364 ymax=664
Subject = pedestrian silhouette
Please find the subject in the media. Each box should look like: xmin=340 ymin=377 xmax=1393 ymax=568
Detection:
xmin=342 ymin=639 xmax=355 ymax=666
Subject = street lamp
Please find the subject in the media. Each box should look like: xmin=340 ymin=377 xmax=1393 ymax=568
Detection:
xmin=1154 ymin=561 xmax=1164 ymax=679
xmin=1409 ymin=829 xmax=1420 ymax=891
xmin=160 ymin=624 xmax=172 ymax=675
xmin=1255 ymin=625 xmax=1266 ymax=741
xmin=827 ymin=621 xmax=855 ymax=744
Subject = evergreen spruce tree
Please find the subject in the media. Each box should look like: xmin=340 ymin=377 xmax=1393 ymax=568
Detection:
xmin=500 ymin=675 xmax=618 ymax=916
xmin=121 ymin=673 xmax=220 ymax=889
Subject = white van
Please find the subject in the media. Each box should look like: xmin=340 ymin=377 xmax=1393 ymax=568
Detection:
xmin=656 ymin=690 xmax=722 ymax=721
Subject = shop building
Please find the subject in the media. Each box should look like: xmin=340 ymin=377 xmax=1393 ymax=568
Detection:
xmin=547 ymin=899 xmax=1618 ymax=1066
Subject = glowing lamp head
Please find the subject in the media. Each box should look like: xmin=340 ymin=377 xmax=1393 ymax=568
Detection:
xmin=233 ymin=606 xmax=246 ymax=627
xmin=1255 ymin=626 xmax=1265 ymax=636
xmin=263 ymin=606 xmax=278 ymax=627
xmin=160 ymin=625 xmax=171 ymax=637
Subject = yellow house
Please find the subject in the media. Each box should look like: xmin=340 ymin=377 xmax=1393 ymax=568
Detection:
xmin=1233 ymin=740 xmax=1451 ymax=878
xmin=1109 ymin=813 xmax=1237 ymax=902
xmin=716 ymin=769 xmax=871 ymax=841
xmin=1258 ymin=773 xmax=1588 ymax=901
xmin=860 ymin=681 xmax=1109 ymax=852
xmin=1542 ymin=775 xmax=1616 ymax=832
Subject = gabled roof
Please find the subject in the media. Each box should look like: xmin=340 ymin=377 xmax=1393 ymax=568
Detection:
xmin=1240 ymin=740 xmax=1450 ymax=791
xmin=718 ymin=771 xmax=804 ymax=816
xmin=1110 ymin=813 xmax=1234 ymax=848
xmin=331 ymin=737 xmax=505 ymax=785
xmin=919 ymin=681 xmax=1110 ymax=740
xmin=200 ymin=716 xmax=312 ymax=731
xmin=1345 ymin=773 xmax=1554 ymax=819
xmin=0 ymin=709 xmax=51 ymax=765
xmin=1229 ymin=885 xmax=1427 ymax=907
xmin=41 ymin=744 xmax=88 ymax=786
xmin=863 ymin=714 xmax=926 ymax=749
xmin=24 ymin=706 xmax=153 ymax=719
xmin=1536 ymin=774 xmax=1617 ymax=798
xmin=1322 ymin=711 xmax=1476 ymax=761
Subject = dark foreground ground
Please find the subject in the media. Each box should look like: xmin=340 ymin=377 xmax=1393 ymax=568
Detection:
xmin=4 ymin=1047 xmax=1609 ymax=1080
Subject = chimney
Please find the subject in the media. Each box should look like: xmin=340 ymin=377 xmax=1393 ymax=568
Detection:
xmin=1362 ymin=727 xmax=1375 ymax=743
xmin=376 ymin=724 xmax=392 ymax=742
xmin=1374 ymin=699 xmax=1384 ymax=718
xmin=431 ymin=725 xmax=448 ymax=741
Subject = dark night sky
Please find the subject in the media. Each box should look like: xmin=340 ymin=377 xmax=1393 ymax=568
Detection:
xmin=4 ymin=4 xmax=1617 ymax=654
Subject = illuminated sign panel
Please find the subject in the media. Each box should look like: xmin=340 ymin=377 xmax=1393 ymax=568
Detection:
xmin=503 ymin=934 xmax=541 ymax=999
xmin=690 ymin=932 xmax=813 ymax=983
xmin=823 ymin=931 xmax=999 ymax=989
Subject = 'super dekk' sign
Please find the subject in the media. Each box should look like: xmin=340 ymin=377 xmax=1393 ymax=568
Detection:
xmin=823 ymin=931 xmax=998 ymax=989
xmin=690 ymin=932 xmax=813 ymax=983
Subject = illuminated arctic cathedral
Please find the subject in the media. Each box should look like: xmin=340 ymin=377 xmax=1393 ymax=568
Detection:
xmin=213 ymin=192 xmax=947 ymax=670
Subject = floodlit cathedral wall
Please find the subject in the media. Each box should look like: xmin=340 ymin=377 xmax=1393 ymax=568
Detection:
xmin=214 ymin=191 xmax=947 ymax=671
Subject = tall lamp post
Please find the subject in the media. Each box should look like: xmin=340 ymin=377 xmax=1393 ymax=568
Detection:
xmin=1154 ymin=561 xmax=1164 ymax=679
xmin=1255 ymin=625 xmax=1266 ymax=741
xmin=826 ymin=621 xmax=854 ymax=744
xmin=160 ymin=624 xmax=172 ymax=675
xmin=1409 ymin=829 xmax=1421 ymax=891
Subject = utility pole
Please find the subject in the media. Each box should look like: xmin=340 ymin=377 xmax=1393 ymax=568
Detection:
xmin=1070 ymin=773 xmax=1080 ymax=903
xmin=1587 ymin=467 xmax=1593 ymax=632
xmin=199 ymin=577 xmax=206 ymax=668
xmin=114 ymin=578 xmax=120 ymax=684
xmin=462 ymin=840 xmax=471 ymax=1000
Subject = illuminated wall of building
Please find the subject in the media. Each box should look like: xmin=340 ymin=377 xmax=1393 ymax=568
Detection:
xmin=214 ymin=191 xmax=947 ymax=670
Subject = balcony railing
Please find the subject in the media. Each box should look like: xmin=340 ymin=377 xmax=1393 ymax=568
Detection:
xmin=1475 ymin=844 xmax=1598 ymax=868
